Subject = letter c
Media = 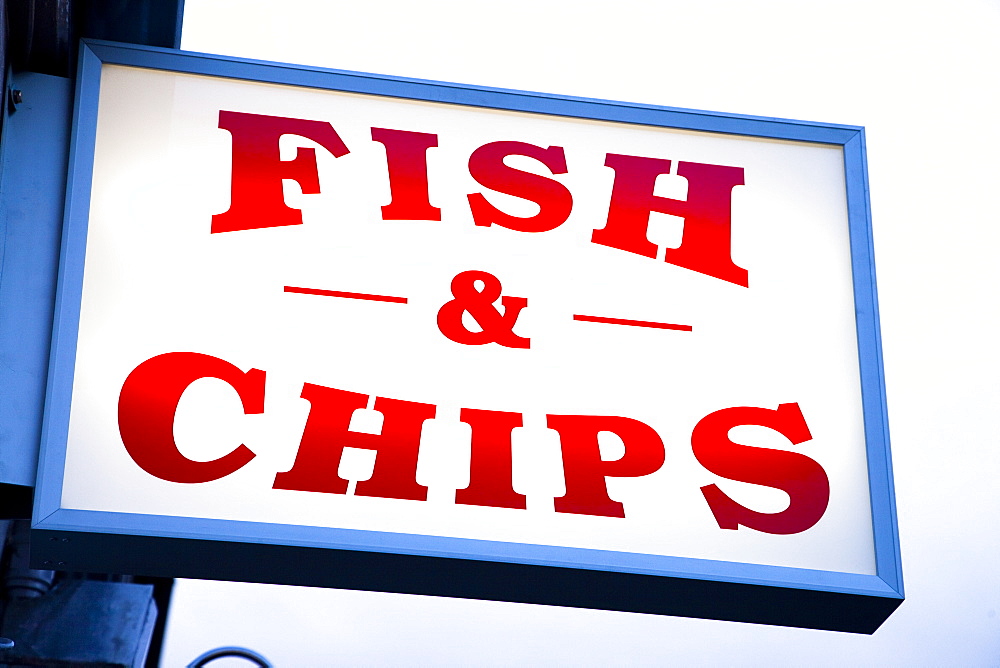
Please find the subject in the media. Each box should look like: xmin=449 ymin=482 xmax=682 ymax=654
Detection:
xmin=118 ymin=352 xmax=264 ymax=483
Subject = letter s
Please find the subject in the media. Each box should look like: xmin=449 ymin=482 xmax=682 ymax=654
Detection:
xmin=467 ymin=141 xmax=573 ymax=233
xmin=692 ymin=403 xmax=829 ymax=534
xmin=118 ymin=352 xmax=264 ymax=483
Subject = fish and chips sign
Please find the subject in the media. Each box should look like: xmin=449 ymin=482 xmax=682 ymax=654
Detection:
xmin=33 ymin=41 xmax=902 ymax=632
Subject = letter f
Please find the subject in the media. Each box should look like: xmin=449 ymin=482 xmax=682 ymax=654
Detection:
xmin=212 ymin=111 xmax=350 ymax=233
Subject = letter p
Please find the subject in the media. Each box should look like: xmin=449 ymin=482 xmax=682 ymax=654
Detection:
xmin=547 ymin=414 xmax=665 ymax=518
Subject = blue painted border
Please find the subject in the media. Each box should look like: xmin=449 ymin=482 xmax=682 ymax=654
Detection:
xmin=34 ymin=40 xmax=902 ymax=617
xmin=0 ymin=73 xmax=74 ymax=490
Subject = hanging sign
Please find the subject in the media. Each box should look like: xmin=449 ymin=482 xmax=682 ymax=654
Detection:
xmin=33 ymin=40 xmax=902 ymax=632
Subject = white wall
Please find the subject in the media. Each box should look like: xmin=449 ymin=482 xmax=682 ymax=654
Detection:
xmin=161 ymin=1 xmax=1000 ymax=665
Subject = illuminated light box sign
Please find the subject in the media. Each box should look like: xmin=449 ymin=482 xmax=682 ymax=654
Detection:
xmin=34 ymin=40 xmax=902 ymax=633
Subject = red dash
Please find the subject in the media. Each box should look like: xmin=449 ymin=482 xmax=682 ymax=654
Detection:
xmin=284 ymin=286 xmax=408 ymax=304
xmin=573 ymin=314 xmax=692 ymax=332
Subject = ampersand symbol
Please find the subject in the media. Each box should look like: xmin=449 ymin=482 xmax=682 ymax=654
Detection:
xmin=436 ymin=270 xmax=531 ymax=349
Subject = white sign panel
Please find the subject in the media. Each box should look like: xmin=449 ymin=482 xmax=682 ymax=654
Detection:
xmin=34 ymin=41 xmax=902 ymax=633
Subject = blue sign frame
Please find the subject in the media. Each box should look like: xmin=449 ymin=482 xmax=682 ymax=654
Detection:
xmin=32 ymin=40 xmax=902 ymax=633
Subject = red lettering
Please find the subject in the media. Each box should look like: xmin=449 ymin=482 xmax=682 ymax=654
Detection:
xmin=692 ymin=403 xmax=829 ymax=534
xmin=117 ymin=352 xmax=263 ymax=483
xmin=467 ymin=141 xmax=573 ymax=232
xmin=272 ymin=384 xmax=435 ymax=501
xmin=371 ymin=127 xmax=441 ymax=221
xmin=592 ymin=155 xmax=748 ymax=286
xmin=547 ymin=414 xmax=665 ymax=518
xmin=454 ymin=408 xmax=526 ymax=509
xmin=119 ymin=353 xmax=832 ymax=535
xmin=212 ymin=111 xmax=350 ymax=233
